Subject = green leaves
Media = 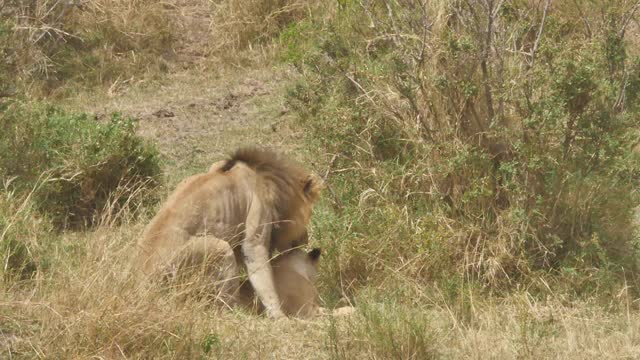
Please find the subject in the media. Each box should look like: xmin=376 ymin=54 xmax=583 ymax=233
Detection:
xmin=287 ymin=1 xmax=640 ymax=291
xmin=0 ymin=102 xmax=162 ymax=228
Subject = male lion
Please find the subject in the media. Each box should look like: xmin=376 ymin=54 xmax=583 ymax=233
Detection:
xmin=138 ymin=148 xmax=323 ymax=318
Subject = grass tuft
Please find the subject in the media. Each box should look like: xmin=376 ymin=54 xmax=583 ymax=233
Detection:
xmin=2 ymin=0 xmax=174 ymax=96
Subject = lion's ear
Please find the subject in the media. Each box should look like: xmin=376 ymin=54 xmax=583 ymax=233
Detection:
xmin=303 ymin=175 xmax=324 ymax=202
xmin=308 ymin=248 xmax=321 ymax=262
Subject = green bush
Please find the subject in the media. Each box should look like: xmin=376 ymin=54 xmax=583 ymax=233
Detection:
xmin=287 ymin=1 xmax=640 ymax=293
xmin=0 ymin=102 xmax=161 ymax=228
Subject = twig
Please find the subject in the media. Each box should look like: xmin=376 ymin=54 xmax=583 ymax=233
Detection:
xmin=572 ymin=0 xmax=592 ymax=38
xmin=359 ymin=0 xmax=377 ymax=28
xmin=620 ymin=0 xmax=640 ymax=38
xmin=614 ymin=68 xmax=629 ymax=112
xmin=345 ymin=73 xmax=377 ymax=106
xmin=384 ymin=0 xmax=401 ymax=46
xmin=321 ymin=153 xmax=344 ymax=211
xmin=529 ymin=0 xmax=551 ymax=69
xmin=322 ymin=153 xmax=339 ymax=181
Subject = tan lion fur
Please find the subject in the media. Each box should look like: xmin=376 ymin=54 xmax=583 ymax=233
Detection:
xmin=138 ymin=148 xmax=323 ymax=318
xmin=238 ymin=247 xmax=322 ymax=318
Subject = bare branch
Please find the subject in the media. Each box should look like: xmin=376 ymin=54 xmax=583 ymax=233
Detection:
xmin=385 ymin=0 xmax=401 ymax=46
xmin=620 ymin=0 xmax=640 ymax=38
xmin=479 ymin=0 xmax=506 ymax=124
xmin=572 ymin=0 xmax=592 ymax=38
xmin=529 ymin=0 xmax=551 ymax=69
xmin=417 ymin=0 xmax=431 ymax=67
xmin=524 ymin=0 xmax=551 ymax=113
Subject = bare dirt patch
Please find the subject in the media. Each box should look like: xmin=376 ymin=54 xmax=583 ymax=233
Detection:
xmin=73 ymin=66 xmax=305 ymax=184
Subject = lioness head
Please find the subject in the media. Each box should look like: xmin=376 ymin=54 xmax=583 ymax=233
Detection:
xmin=239 ymin=247 xmax=322 ymax=318
xmin=274 ymin=247 xmax=323 ymax=318
xmin=274 ymin=247 xmax=322 ymax=282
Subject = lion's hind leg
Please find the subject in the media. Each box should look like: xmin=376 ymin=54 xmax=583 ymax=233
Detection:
xmin=169 ymin=235 xmax=241 ymax=308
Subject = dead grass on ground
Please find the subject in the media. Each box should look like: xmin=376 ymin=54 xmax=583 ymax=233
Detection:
xmin=1 ymin=195 xmax=638 ymax=359
xmin=5 ymin=0 xmax=174 ymax=96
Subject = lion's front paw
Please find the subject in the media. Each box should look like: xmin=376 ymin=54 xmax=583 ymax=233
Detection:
xmin=267 ymin=308 xmax=287 ymax=320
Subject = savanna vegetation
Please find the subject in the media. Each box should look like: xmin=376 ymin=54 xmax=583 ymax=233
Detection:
xmin=2 ymin=0 xmax=640 ymax=358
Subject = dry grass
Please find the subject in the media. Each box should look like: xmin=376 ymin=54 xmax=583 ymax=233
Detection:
xmin=1 ymin=161 xmax=638 ymax=358
xmin=2 ymin=0 xmax=318 ymax=96
xmin=1 ymin=220 xmax=329 ymax=358
xmin=2 ymin=219 xmax=639 ymax=358
xmin=5 ymin=0 xmax=174 ymax=96
xmin=210 ymin=0 xmax=315 ymax=51
xmin=1 ymin=163 xmax=638 ymax=358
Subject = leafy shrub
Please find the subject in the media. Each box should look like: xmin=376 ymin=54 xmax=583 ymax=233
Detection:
xmin=0 ymin=101 xmax=161 ymax=228
xmin=288 ymin=1 xmax=640 ymax=292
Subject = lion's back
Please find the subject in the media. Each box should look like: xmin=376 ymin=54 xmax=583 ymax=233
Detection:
xmin=161 ymin=164 xmax=256 ymax=220
xmin=138 ymin=163 xmax=258 ymax=270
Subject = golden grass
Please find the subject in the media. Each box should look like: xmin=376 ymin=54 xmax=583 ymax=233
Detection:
xmin=210 ymin=0 xmax=315 ymax=51
xmin=5 ymin=0 xmax=174 ymax=96
xmin=2 ymin=210 xmax=639 ymax=359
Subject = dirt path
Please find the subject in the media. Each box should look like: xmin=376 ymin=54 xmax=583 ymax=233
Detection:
xmin=75 ymin=66 xmax=306 ymax=184
xmin=70 ymin=0 xmax=307 ymax=181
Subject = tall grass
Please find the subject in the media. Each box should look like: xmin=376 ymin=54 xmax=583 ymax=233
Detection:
xmin=211 ymin=0 xmax=316 ymax=51
xmin=3 ymin=213 xmax=638 ymax=358
xmin=0 ymin=181 xmax=51 ymax=281
xmin=2 ymin=0 xmax=174 ymax=96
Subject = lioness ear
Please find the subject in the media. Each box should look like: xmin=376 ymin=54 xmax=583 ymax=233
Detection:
xmin=303 ymin=175 xmax=324 ymax=202
xmin=308 ymin=248 xmax=321 ymax=262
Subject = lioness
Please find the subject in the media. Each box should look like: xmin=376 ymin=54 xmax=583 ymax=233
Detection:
xmin=139 ymin=148 xmax=323 ymax=318
xmin=238 ymin=247 xmax=322 ymax=318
